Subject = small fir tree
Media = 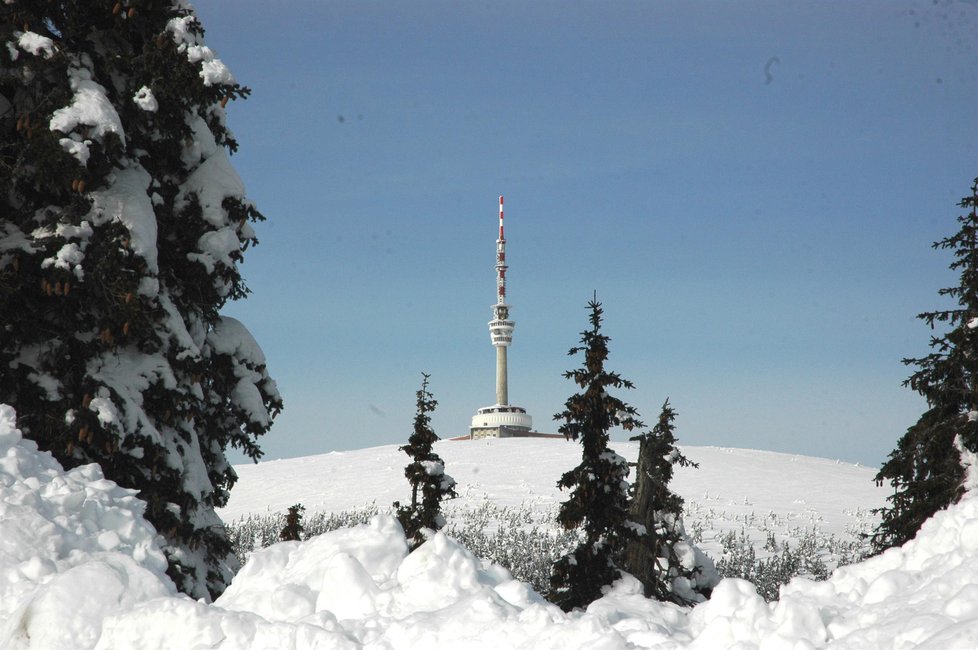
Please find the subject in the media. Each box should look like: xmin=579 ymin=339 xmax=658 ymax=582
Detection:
xmin=280 ymin=504 xmax=305 ymax=542
xmin=872 ymin=177 xmax=978 ymax=552
xmin=549 ymin=297 xmax=643 ymax=611
xmin=624 ymin=399 xmax=716 ymax=605
xmin=394 ymin=373 xmax=457 ymax=549
xmin=0 ymin=2 xmax=281 ymax=599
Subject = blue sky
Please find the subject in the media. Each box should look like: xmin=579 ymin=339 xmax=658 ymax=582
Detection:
xmin=192 ymin=0 xmax=978 ymax=466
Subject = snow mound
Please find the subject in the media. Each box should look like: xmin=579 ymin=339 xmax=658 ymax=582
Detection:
xmin=798 ymin=494 xmax=978 ymax=647
xmin=214 ymin=516 xmax=572 ymax=648
xmin=686 ymin=490 xmax=978 ymax=649
xmin=0 ymin=405 xmax=173 ymax=650
xmin=61 ymin=496 xmax=978 ymax=647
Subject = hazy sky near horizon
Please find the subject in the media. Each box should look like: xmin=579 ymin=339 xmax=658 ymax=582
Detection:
xmin=192 ymin=0 xmax=978 ymax=466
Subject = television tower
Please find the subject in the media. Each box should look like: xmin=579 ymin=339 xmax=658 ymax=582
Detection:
xmin=470 ymin=196 xmax=533 ymax=439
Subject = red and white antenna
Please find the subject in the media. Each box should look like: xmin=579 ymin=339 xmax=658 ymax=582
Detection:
xmin=498 ymin=195 xmax=505 ymax=240
xmin=496 ymin=195 xmax=508 ymax=304
xmin=489 ymin=195 xmax=514 ymax=352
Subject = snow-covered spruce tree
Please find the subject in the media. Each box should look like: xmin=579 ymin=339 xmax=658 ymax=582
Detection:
xmin=280 ymin=504 xmax=305 ymax=542
xmin=394 ymin=373 xmax=457 ymax=550
xmin=872 ymin=177 xmax=978 ymax=552
xmin=549 ymin=297 xmax=643 ymax=611
xmin=0 ymin=2 xmax=281 ymax=599
xmin=624 ymin=399 xmax=716 ymax=605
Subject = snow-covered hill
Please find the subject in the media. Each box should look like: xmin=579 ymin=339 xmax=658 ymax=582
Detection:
xmin=219 ymin=438 xmax=884 ymax=564
xmin=4 ymin=404 xmax=978 ymax=649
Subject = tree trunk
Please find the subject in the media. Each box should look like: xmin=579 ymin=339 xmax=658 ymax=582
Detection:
xmin=624 ymin=436 xmax=658 ymax=598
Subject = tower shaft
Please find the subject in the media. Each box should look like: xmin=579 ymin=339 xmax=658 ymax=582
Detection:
xmin=496 ymin=345 xmax=508 ymax=405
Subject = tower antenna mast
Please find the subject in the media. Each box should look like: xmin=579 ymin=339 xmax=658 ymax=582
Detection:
xmin=496 ymin=196 xmax=507 ymax=307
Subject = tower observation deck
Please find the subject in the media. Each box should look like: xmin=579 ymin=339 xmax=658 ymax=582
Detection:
xmin=470 ymin=196 xmax=533 ymax=439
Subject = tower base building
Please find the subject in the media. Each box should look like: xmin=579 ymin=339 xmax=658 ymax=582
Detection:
xmin=470 ymin=405 xmax=533 ymax=440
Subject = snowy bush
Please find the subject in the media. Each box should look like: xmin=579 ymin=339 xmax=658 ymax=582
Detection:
xmin=714 ymin=525 xmax=871 ymax=601
xmin=226 ymin=504 xmax=382 ymax=566
xmin=227 ymin=499 xmax=875 ymax=602
xmin=444 ymin=502 xmax=583 ymax=594
xmin=226 ymin=501 xmax=579 ymax=594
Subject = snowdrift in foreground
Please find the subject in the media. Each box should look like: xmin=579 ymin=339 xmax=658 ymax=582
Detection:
xmin=0 ymin=404 xmax=173 ymax=649
xmin=2 ymin=403 xmax=978 ymax=649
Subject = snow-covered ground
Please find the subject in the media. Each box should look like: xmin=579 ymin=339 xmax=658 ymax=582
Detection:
xmin=4 ymin=404 xmax=978 ymax=649
xmin=220 ymin=438 xmax=884 ymax=563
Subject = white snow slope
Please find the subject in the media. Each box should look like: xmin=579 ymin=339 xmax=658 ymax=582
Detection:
xmin=3 ymin=404 xmax=978 ymax=649
xmin=220 ymin=438 xmax=883 ymax=564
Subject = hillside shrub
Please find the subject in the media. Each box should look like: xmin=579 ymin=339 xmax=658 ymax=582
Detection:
xmin=445 ymin=502 xmax=582 ymax=594
xmin=714 ymin=526 xmax=870 ymax=601
xmin=226 ymin=504 xmax=381 ymax=566
xmin=225 ymin=502 xmax=871 ymax=602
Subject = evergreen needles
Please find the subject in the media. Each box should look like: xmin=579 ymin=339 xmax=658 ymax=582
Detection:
xmin=395 ymin=373 xmax=457 ymax=549
xmin=872 ymin=177 xmax=978 ymax=551
xmin=280 ymin=504 xmax=305 ymax=542
xmin=548 ymin=298 xmax=715 ymax=610
xmin=549 ymin=297 xmax=644 ymax=611
xmin=0 ymin=2 xmax=281 ymax=600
